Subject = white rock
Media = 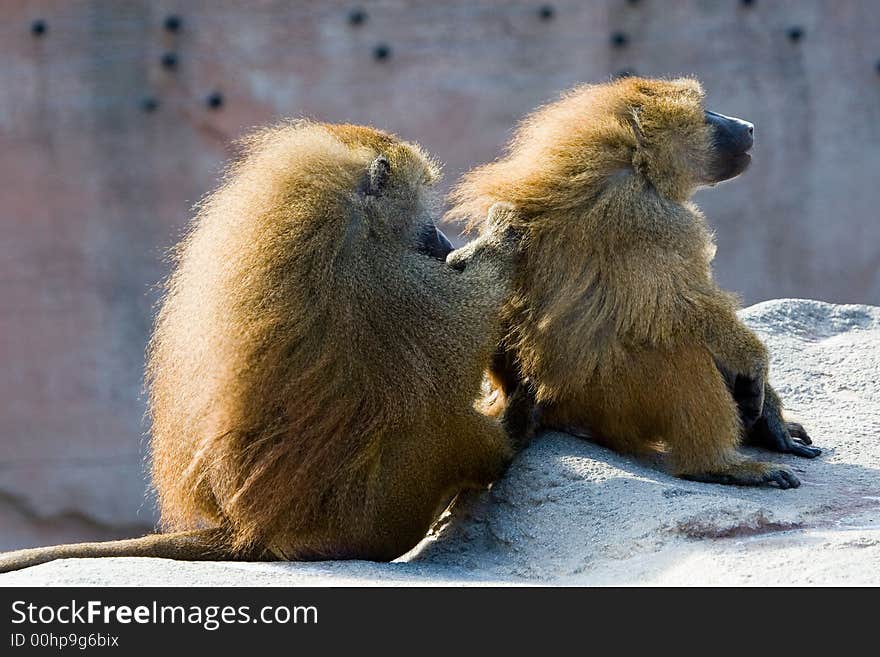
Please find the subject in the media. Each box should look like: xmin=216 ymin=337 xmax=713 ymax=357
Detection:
xmin=2 ymin=299 xmax=878 ymax=586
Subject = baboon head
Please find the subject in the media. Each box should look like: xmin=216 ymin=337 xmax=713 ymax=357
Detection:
xmin=621 ymin=77 xmax=754 ymax=198
xmin=320 ymin=124 xmax=453 ymax=261
xmin=448 ymin=76 xmax=755 ymax=226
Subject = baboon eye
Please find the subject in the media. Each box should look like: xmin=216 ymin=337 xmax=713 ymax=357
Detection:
xmin=366 ymin=155 xmax=391 ymax=196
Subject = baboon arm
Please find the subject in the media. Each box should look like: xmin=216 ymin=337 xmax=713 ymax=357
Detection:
xmin=618 ymin=250 xmax=767 ymax=381
xmin=698 ymin=293 xmax=768 ymax=379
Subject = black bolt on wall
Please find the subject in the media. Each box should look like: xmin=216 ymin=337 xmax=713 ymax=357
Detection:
xmin=787 ymin=26 xmax=804 ymax=42
xmin=164 ymin=15 xmax=182 ymax=33
xmin=206 ymin=91 xmax=224 ymax=109
xmin=140 ymin=97 xmax=159 ymax=113
xmin=30 ymin=19 xmax=47 ymax=36
xmin=538 ymin=5 xmax=555 ymax=21
xmin=611 ymin=31 xmax=628 ymax=48
xmin=160 ymin=52 xmax=178 ymax=70
xmin=373 ymin=43 xmax=392 ymax=61
xmin=348 ymin=8 xmax=367 ymax=26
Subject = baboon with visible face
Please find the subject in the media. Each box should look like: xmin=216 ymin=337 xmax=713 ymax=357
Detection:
xmin=0 ymin=122 xmax=532 ymax=572
xmin=449 ymin=77 xmax=820 ymax=488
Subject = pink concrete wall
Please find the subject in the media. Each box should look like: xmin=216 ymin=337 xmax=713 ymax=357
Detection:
xmin=1 ymin=0 xmax=878 ymax=549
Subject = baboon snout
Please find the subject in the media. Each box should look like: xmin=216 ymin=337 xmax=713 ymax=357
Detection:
xmin=706 ymin=110 xmax=754 ymax=154
xmin=419 ymin=224 xmax=454 ymax=261
xmin=704 ymin=110 xmax=754 ymax=183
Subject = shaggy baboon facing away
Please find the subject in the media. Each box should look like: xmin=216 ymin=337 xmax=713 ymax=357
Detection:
xmin=0 ymin=122 xmax=533 ymax=573
xmin=449 ymin=76 xmax=820 ymax=488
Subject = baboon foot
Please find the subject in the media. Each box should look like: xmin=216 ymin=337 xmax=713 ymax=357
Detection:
xmin=746 ymin=416 xmax=822 ymax=459
xmin=681 ymin=461 xmax=801 ymax=489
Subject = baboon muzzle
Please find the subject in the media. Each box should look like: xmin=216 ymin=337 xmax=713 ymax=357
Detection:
xmin=420 ymin=225 xmax=454 ymax=261
xmin=705 ymin=110 xmax=754 ymax=183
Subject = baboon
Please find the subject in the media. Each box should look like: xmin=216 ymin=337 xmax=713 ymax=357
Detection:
xmin=448 ymin=76 xmax=820 ymax=488
xmin=0 ymin=122 xmax=533 ymax=573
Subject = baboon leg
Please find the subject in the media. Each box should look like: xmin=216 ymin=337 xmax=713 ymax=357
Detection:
xmin=742 ymin=384 xmax=821 ymax=458
xmin=534 ymin=399 xmax=592 ymax=440
xmin=717 ymin=360 xmax=765 ymax=430
xmin=481 ymin=344 xmax=522 ymax=419
xmin=490 ymin=345 xmax=521 ymax=398
xmin=680 ymin=462 xmax=801 ymax=489
xmin=361 ymin=417 xmax=515 ymax=561
xmin=498 ymin=378 xmax=539 ymax=453
xmin=661 ymin=355 xmax=800 ymax=489
xmin=451 ymin=412 xmax=518 ymax=486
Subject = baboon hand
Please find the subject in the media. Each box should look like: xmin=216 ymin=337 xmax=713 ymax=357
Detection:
xmin=446 ymin=238 xmax=481 ymax=272
xmin=446 ymin=203 xmax=524 ymax=273
xmin=717 ymin=360 xmax=765 ymax=430
xmin=732 ymin=371 xmax=765 ymax=430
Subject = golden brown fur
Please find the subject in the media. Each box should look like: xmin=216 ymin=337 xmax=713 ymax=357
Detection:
xmin=149 ymin=121 xmax=524 ymax=559
xmin=0 ymin=122 xmax=524 ymax=572
xmin=449 ymin=77 xmax=816 ymax=486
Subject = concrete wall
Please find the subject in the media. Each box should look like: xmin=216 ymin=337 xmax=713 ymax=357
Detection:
xmin=1 ymin=0 xmax=878 ymax=549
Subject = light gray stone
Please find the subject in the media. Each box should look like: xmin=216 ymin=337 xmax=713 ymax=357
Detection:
xmin=2 ymin=299 xmax=878 ymax=586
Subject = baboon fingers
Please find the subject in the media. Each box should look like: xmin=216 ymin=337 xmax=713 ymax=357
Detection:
xmin=789 ymin=442 xmax=822 ymax=458
xmin=445 ymin=244 xmax=471 ymax=272
xmin=786 ymin=422 xmax=811 ymax=444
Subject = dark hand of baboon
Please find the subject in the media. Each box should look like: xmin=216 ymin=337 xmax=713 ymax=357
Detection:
xmin=719 ymin=366 xmax=820 ymax=458
xmin=717 ymin=363 xmax=765 ymax=429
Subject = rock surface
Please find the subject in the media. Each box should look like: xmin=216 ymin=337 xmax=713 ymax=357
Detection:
xmin=2 ymin=299 xmax=878 ymax=586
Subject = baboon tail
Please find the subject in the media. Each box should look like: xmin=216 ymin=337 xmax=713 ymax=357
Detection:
xmin=0 ymin=528 xmax=260 ymax=573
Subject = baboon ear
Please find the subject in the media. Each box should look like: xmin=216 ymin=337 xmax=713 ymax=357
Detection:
xmin=366 ymin=155 xmax=391 ymax=196
xmin=625 ymin=107 xmax=645 ymax=146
